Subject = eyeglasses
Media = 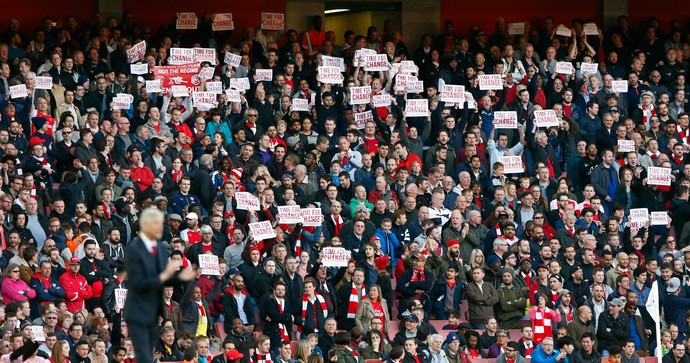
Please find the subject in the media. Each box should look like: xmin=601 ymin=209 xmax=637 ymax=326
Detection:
xmin=534 ymin=216 xmax=544 ymax=219
xmin=45 ymin=316 xmax=58 ymax=320
xmin=247 ymin=114 xmax=258 ymax=117
xmin=63 ymin=131 xmax=72 ymax=134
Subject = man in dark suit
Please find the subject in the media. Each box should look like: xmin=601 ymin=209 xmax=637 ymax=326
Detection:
xmin=124 ymin=208 xmax=195 ymax=363
xmin=262 ymin=281 xmax=296 ymax=349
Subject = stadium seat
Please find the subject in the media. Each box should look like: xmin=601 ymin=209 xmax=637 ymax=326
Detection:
xmin=215 ymin=322 xmax=227 ymax=341
xmin=365 ymin=359 xmax=382 ymax=363
xmin=508 ymin=329 xmax=522 ymax=342
xmin=291 ymin=341 xmax=298 ymax=353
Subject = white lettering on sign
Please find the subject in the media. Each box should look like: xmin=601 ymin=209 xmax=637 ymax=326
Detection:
xmin=499 ymin=156 xmax=524 ymax=174
xmin=647 ymin=166 xmax=671 ymax=186
xmin=249 ymin=221 xmax=277 ymax=241
xmin=261 ymin=13 xmax=285 ymax=31
xmin=534 ymin=109 xmax=559 ymax=128
xmin=35 ymin=76 xmax=53 ymax=90
xmin=212 ymin=13 xmax=234 ymax=31
xmin=479 ymin=74 xmax=503 ymax=90
xmin=406 ymin=99 xmax=428 ymax=117
xmin=493 ymin=111 xmax=519 ymax=129
xmin=199 ymin=255 xmax=220 ymax=275
xmin=364 ymin=54 xmax=390 ymax=71
xmin=176 ymin=13 xmax=198 ymax=30
xmin=350 ymin=86 xmax=372 ymax=105
xmin=354 ymin=111 xmax=373 ymax=130
xmin=317 ymin=66 xmax=343 ymax=84
xmin=612 ymin=80 xmax=628 ymax=93
xmin=300 ymin=208 xmax=323 ymax=227
xmin=235 ymin=192 xmax=260 ymax=210
xmin=321 ymin=247 xmax=351 ymax=267
xmin=278 ymin=205 xmax=303 ymax=224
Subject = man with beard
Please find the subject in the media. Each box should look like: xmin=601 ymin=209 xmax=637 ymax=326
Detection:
xmin=90 ymin=203 xmax=112 ymax=245
xmin=224 ymin=317 xmax=256 ymax=350
xmin=79 ymin=238 xmax=111 ymax=309
xmin=262 ymin=281 xmax=294 ymax=348
xmin=428 ymin=239 xmax=467 ymax=282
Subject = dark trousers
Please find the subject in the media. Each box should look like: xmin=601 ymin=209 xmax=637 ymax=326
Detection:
xmin=128 ymin=320 xmax=159 ymax=363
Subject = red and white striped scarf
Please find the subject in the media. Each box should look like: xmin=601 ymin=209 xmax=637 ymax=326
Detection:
xmin=275 ymin=297 xmax=290 ymax=342
xmin=346 ymin=347 xmax=358 ymax=357
xmin=346 ymin=283 xmax=366 ymax=319
xmin=640 ymin=105 xmax=656 ymax=127
xmin=411 ymin=269 xmax=426 ymax=282
xmin=30 ymin=185 xmax=36 ymax=199
xmin=299 ymin=293 xmax=327 ymax=334
xmin=102 ymin=202 xmax=114 ymax=218
xmin=678 ymin=124 xmax=689 ymax=143
xmin=532 ymin=307 xmax=553 ymax=344
xmin=253 ymin=351 xmax=273 ymax=363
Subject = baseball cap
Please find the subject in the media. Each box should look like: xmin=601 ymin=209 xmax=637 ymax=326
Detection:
xmin=498 ymin=211 xmax=509 ymax=218
xmin=224 ymin=211 xmax=235 ymax=218
xmin=169 ymin=214 xmax=182 ymax=222
xmin=609 ymin=106 xmax=620 ymax=113
xmin=667 ymin=277 xmax=681 ymax=293
xmin=226 ymin=350 xmax=244 ymax=360
xmin=609 ymin=298 xmax=625 ymax=307
xmin=185 ymin=212 xmax=199 ymax=220
xmin=69 ymin=257 xmax=81 ymax=265
xmin=403 ymin=314 xmax=419 ymax=323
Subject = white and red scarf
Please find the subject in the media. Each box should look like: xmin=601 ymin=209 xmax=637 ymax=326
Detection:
xmin=346 ymin=283 xmax=366 ymax=319
xmin=299 ymin=293 xmax=328 ymax=334
xmin=533 ymin=307 xmax=553 ymax=344
xmin=102 ymin=202 xmax=114 ymax=218
xmin=678 ymin=124 xmax=689 ymax=144
xmin=640 ymin=105 xmax=656 ymax=127
xmin=253 ymin=351 xmax=273 ymax=363
xmin=30 ymin=184 xmax=37 ymax=199
xmin=411 ymin=269 xmax=426 ymax=282
xmin=275 ymin=297 xmax=290 ymax=342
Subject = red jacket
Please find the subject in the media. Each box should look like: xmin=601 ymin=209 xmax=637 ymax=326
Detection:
xmin=130 ymin=165 xmax=154 ymax=190
xmin=58 ymin=271 xmax=93 ymax=313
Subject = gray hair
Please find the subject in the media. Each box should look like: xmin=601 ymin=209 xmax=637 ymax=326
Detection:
xmin=139 ymin=208 xmax=165 ymax=225
xmin=200 ymin=225 xmax=213 ymax=234
xmin=199 ymin=154 xmax=213 ymax=167
xmin=493 ymin=238 xmax=507 ymax=251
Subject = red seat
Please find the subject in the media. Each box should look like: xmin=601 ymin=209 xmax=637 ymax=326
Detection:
xmin=215 ymin=322 xmax=227 ymax=341
xmin=291 ymin=341 xmax=298 ymax=353
xmin=508 ymin=329 xmax=522 ymax=342
xmin=460 ymin=300 xmax=469 ymax=320
xmin=365 ymin=360 xmax=382 ymax=363
xmin=429 ymin=320 xmax=448 ymax=332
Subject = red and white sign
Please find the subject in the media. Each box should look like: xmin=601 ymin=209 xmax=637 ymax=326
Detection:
xmin=206 ymin=81 xmax=223 ymax=94
xmin=117 ymin=93 xmax=134 ymax=104
xmin=647 ymin=166 xmax=671 ymax=186
xmin=440 ymin=85 xmax=465 ymax=103
xmin=113 ymin=96 xmax=130 ymax=110
xmin=395 ymin=74 xmax=415 ymax=89
xmin=177 ymin=13 xmax=198 ymax=30
xmin=651 ymin=211 xmax=668 ymax=226
xmin=353 ymin=48 xmax=376 ymax=67
xmin=115 ymin=288 xmax=128 ymax=309
xmin=300 ymin=208 xmax=323 ymax=227
xmin=130 ymin=63 xmax=148 ymax=75
xmin=169 ymin=48 xmax=194 ymax=65
xmin=292 ymin=98 xmax=309 ymax=112
xmin=322 ymin=247 xmax=351 ymax=267
xmin=249 ymin=221 xmax=277 ymax=240
xmin=255 ymin=69 xmax=273 ymax=82
xmin=193 ymin=91 xmax=216 ymax=107
xmin=261 ymin=13 xmax=285 ymax=30
xmin=35 ymin=76 xmax=53 ymax=90
xmin=194 ymin=48 xmax=217 ymax=65
xmin=225 ymin=89 xmax=241 ymax=102
xmin=493 ymin=111 xmax=519 ymax=129
xmin=10 ymin=84 xmax=27 ymax=99
xmin=212 ymin=13 xmax=234 ymax=31
xmin=555 ymin=62 xmax=574 ymax=74
xmin=499 ymin=156 xmax=524 ymax=174
xmin=230 ymin=77 xmax=251 ymax=91
xmin=171 ymin=86 xmax=189 ymax=97
xmin=317 ymin=66 xmax=343 ymax=84
xmin=322 ymin=56 xmax=345 ymax=72
xmin=373 ymin=94 xmax=391 ymax=108
xmin=354 ymin=111 xmax=373 ymax=130
xmin=479 ymin=74 xmax=503 ymax=90
xmin=278 ymin=205 xmax=303 ymax=224
xmin=364 ymin=54 xmax=390 ymax=71
xmin=630 ymin=208 xmax=649 ymax=222
xmin=399 ymin=60 xmax=418 ymax=74
xmin=534 ymin=110 xmax=559 ymax=127
xmin=127 ymin=41 xmax=147 ymax=62
xmin=583 ymin=23 xmax=598 ymax=36
xmin=350 ymin=86 xmax=372 ymax=105
xmin=235 ymin=192 xmax=260 ymax=211
xmin=612 ymin=80 xmax=628 ymax=93
xmin=198 ymin=67 xmax=214 ymax=81
xmin=508 ymin=22 xmax=525 ymax=35
xmin=407 ymin=80 xmax=424 ymax=94
xmin=199 ymin=254 xmax=220 ymax=275
xmin=32 ymin=326 xmax=45 ymax=342
xmin=152 ymin=63 xmax=201 ymax=96
xmin=225 ymin=52 xmax=241 ymax=67
xmin=406 ymin=99 xmax=428 ymax=117
xmin=145 ymin=80 xmax=162 ymax=93
xmin=617 ymin=140 xmax=635 ymax=152
xmin=581 ymin=63 xmax=598 ymax=74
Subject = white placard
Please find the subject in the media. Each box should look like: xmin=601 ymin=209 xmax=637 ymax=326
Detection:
xmin=292 ymin=98 xmax=309 ymax=111
xmin=176 ymin=13 xmax=198 ymax=30
xmin=555 ymin=62 xmax=574 ymax=74
xmin=113 ymin=96 xmax=130 ymax=110
xmin=170 ymin=85 xmax=189 ymax=97
xmin=354 ymin=111 xmax=373 ymax=130
xmin=556 ymin=25 xmax=572 ymax=37
xmin=647 ymin=166 xmax=671 ymax=186
xmin=630 ymin=220 xmax=646 ymax=235
xmin=617 ymin=139 xmax=635 ymax=152
xmin=127 ymin=41 xmax=147 ymax=62
xmin=206 ymin=81 xmax=223 ymax=94
xmin=225 ymin=89 xmax=241 ymax=102
xmin=117 ymin=93 xmax=134 ymax=104
xmin=194 ymin=48 xmax=217 ymax=65
xmin=583 ymin=23 xmax=599 ymax=36
xmin=651 ymin=212 xmax=669 ymax=226
xmin=350 ymin=86 xmax=372 ymax=105
xmin=145 ymin=80 xmax=162 ymax=93
xmin=322 ymin=56 xmax=346 ymax=72
xmin=399 ymin=60 xmax=418 ymax=74
xmin=230 ymin=78 xmax=251 ymax=91
xmin=630 ymin=208 xmax=649 ymax=222
xmin=9 ymin=84 xmax=27 ymax=99
xmin=35 ymin=76 xmax=53 ymax=90
xmin=440 ymin=85 xmax=465 ymax=103
xmin=493 ymin=111 xmax=519 ymax=129
xmin=224 ymin=52 xmax=241 ymax=67
xmin=479 ymin=74 xmax=503 ymax=90
xmin=193 ymin=91 xmax=216 ymax=107
xmin=115 ymin=288 xmax=128 ymax=309
xmin=130 ymin=63 xmax=148 ymax=75
xmin=407 ymin=80 xmax=424 ymax=94
xmin=255 ymin=69 xmax=273 ymax=82
xmin=317 ymin=66 xmax=343 ymax=84
xmin=612 ymin=80 xmax=628 ymax=93
xmin=581 ymin=63 xmax=598 ymax=74
xmin=389 ymin=63 xmax=401 ymax=79
xmin=395 ymin=74 xmax=415 ymax=89
xmin=31 ymin=326 xmax=45 ymax=342
xmin=353 ymin=48 xmax=376 ymax=67
xmin=466 ymin=93 xmax=476 ymax=109
xmin=373 ymin=94 xmax=391 ymax=108
xmin=278 ymin=205 xmax=303 ymax=224
xmin=534 ymin=109 xmax=559 ymax=128
xmin=249 ymin=221 xmax=277 ymax=240
xmin=364 ymin=54 xmax=390 ymax=71
xmin=406 ymin=99 xmax=429 ymax=117
xmin=212 ymin=13 xmax=234 ymax=31
xmin=261 ymin=13 xmax=285 ymax=31
xmin=322 ymin=247 xmax=351 ymax=267
xmin=169 ymin=48 xmax=194 ymax=65
xmin=508 ymin=23 xmax=525 ymax=35
xmin=199 ymin=255 xmax=220 ymax=275
xmin=198 ymin=67 xmax=214 ymax=81
xmin=235 ymin=192 xmax=260 ymax=211
xmin=300 ymin=208 xmax=323 ymax=227
xmin=499 ymin=156 xmax=524 ymax=174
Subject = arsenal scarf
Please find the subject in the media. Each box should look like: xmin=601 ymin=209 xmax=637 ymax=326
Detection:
xmin=172 ymin=169 xmax=184 ymax=183
xmin=275 ymin=297 xmax=290 ymax=342
xmin=411 ymin=269 xmax=426 ymax=282
xmin=346 ymin=283 xmax=366 ymax=319
xmin=640 ymin=105 xmax=656 ymax=127
xmin=30 ymin=185 xmax=36 ymax=199
xmin=533 ymin=308 xmax=553 ymax=344
xmin=299 ymin=293 xmax=328 ymax=334
xmin=253 ymin=352 xmax=273 ymax=363
xmin=677 ymin=124 xmax=688 ymax=143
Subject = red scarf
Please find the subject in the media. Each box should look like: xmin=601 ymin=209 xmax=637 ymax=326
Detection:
xmin=275 ymin=297 xmax=290 ymax=341
xmin=30 ymin=185 xmax=37 ymax=199
xmin=299 ymin=293 xmax=327 ymax=334
xmin=346 ymin=283 xmax=366 ymax=319
xmin=102 ymin=202 xmax=114 ymax=219
xmin=674 ymin=155 xmax=684 ymax=165
xmin=254 ymin=351 xmax=273 ymax=363
xmin=647 ymin=150 xmax=659 ymax=160
xmin=411 ymin=269 xmax=425 ymax=282
xmin=332 ymin=214 xmax=343 ymax=236
xmin=640 ymin=105 xmax=656 ymax=126
xmin=533 ymin=307 xmax=553 ymax=344
xmin=172 ymin=169 xmax=184 ymax=183
xmin=677 ymin=124 xmax=688 ymax=143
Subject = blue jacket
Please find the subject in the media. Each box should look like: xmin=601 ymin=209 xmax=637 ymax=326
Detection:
xmin=531 ymin=343 xmax=568 ymax=363
xmin=29 ymin=274 xmax=66 ymax=320
xmin=375 ymin=228 xmax=400 ymax=263
xmin=428 ymin=276 xmax=464 ymax=317
xmin=169 ymin=192 xmax=202 ymax=215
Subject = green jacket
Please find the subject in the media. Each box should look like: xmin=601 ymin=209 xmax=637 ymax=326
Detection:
xmin=496 ymin=284 xmax=528 ymax=323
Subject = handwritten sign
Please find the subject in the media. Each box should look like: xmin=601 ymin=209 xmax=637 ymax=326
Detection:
xmin=556 ymin=24 xmax=572 ymax=37
xmin=176 ymin=13 xmax=198 ymax=30
xmin=581 ymin=63 xmax=598 ymax=74
xmin=583 ymin=23 xmax=598 ymax=36
xmin=612 ymin=80 xmax=628 ymax=93
xmin=322 ymin=247 xmax=351 ymax=267
xmin=630 ymin=208 xmax=649 ymax=222
xmin=373 ymin=94 xmax=391 ymax=108
xmin=261 ymin=13 xmax=285 ymax=30
xmin=212 ymin=13 xmax=234 ymax=31
xmin=479 ymin=74 xmax=503 ymax=90
xmin=499 ymin=156 xmax=524 ymax=174
xmin=651 ymin=212 xmax=669 ymax=226
xmin=406 ymin=99 xmax=428 ymax=117
xmin=300 ymin=208 xmax=323 ymax=227
xmin=255 ymin=69 xmax=273 ymax=82
xmin=555 ymin=62 xmax=574 ymax=74
xmin=169 ymin=48 xmax=194 ymax=65
xmin=130 ymin=63 xmax=148 ymax=75
xmin=31 ymin=326 xmax=45 ymax=342
xmin=440 ymin=85 xmax=465 ymax=103
xmin=399 ymin=60 xmax=418 ymax=74
xmin=225 ymin=89 xmax=241 ymax=102
xmin=617 ymin=139 xmax=635 ymax=152
xmin=534 ymin=109 xmax=559 ymax=128
xmin=493 ymin=111 xmax=519 ymax=129
xmin=10 ymin=84 xmax=27 ymax=99
xmin=354 ymin=111 xmax=373 ymax=130
xmin=199 ymin=255 xmax=220 ymax=275
xmin=292 ymin=98 xmax=309 ymax=111
xmin=206 ymin=81 xmax=223 ymax=94
xmin=350 ymin=86 xmax=372 ymax=105
xmin=249 ymin=221 xmax=277 ymax=240
xmin=364 ymin=54 xmax=390 ymax=71
xmin=508 ymin=22 xmax=525 ymax=35
xmin=322 ymin=56 xmax=345 ymax=72
xmin=647 ymin=166 xmax=671 ymax=186
xmin=225 ymin=52 xmax=241 ymax=67
xmin=35 ymin=76 xmax=53 ymax=90
xmin=230 ymin=77 xmax=251 ymax=91
xmin=278 ymin=205 xmax=303 ymax=224
xmin=127 ymin=41 xmax=147 ymax=62
xmin=407 ymin=80 xmax=424 ymax=94
xmin=317 ymin=66 xmax=343 ymax=84
xmin=145 ymin=80 xmax=162 ymax=93
xmin=235 ymin=192 xmax=260 ymax=211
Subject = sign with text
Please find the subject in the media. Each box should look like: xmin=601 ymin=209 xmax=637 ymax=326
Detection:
xmin=440 ymin=85 xmax=465 ymax=103
xmin=406 ymin=99 xmax=428 ymax=117
xmin=130 ymin=63 xmax=148 ymax=75
xmin=583 ymin=23 xmax=599 ymax=36
xmin=353 ymin=48 xmax=376 ymax=67
xmin=612 ymin=80 xmax=628 ymax=93
xmin=176 ymin=13 xmax=198 ymax=30
xmin=555 ymin=62 xmax=574 ymax=74
xmin=199 ymin=254 xmax=221 ymax=275
xmin=581 ymin=63 xmax=598 ymax=74
xmin=373 ymin=94 xmax=391 ymax=108
xmin=170 ymin=85 xmax=189 ymax=97
xmin=534 ymin=109 xmax=559 ymax=128
xmin=617 ymin=139 xmax=635 ymax=152
xmin=230 ymin=77 xmax=251 ymax=91
xmin=31 ymin=326 xmax=45 ymax=342
xmin=225 ymin=52 xmax=241 ymax=67
xmin=354 ymin=111 xmax=373 ymax=130
xmin=261 ymin=13 xmax=285 ymax=30
xmin=322 ymin=56 xmax=345 ymax=72
xmin=395 ymin=74 xmax=415 ymax=89
xmin=647 ymin=166 xmax=671 ymax=186
xmin=300 ymin=208 xmax=323 ymax=227
xmin=235 ymin=192 xmax=260 ymax=211
xmin=117 ymin=93 xmax=134 ymax=104
xmin=630 ymin=208 xmax=649 ymax=222
xmin=255 ymin=69 xmax=273 ymax=82
xmin=206 ymin=81 xmax=223 ymax=94
xmin=113 ymin=96 xmax=130 ymax=110
xmin=115 ymin=288 xmax=128 ymax=309
xmin=9 ymin=84 xmax=27 ymax=99
xmin=322 ymin=247 xmax=351 ymax=267
xmin=249 ymin=221 xmax=277 ymax=240
xmin=145 ymin=80 xmax=162 ymax=93
xmin=651 ymin=212 xmax=669 ymax=226
xmin=169 ymin=48 xmax=195 ymax=65
xmin=508 ymin=22 xmax=525 ymax=35
xmin=364 ymin=54 xmax=390 ymax=71
xmin=193 ymin=91 xmax=216 ymax=107
xmin=499 ymin=156 xmax=524 ymax=174
xmin=127 ymin=41 xmax=147 ymax=62
xmin=350 ymin=86 xmax=372 ymax=105
xmin=278 ymin=205 xmax=303 ymax=224
xmin=317 ymin=66 xmax=343 ymax=84
xmin=225 ymin=89 xmax=241 ymax=102
xmin=407 ymin=80 xmax=424 ymax=94
xmin=556 ymin=24 xmax=572 ymax=37
xmin=35 ymin=76 xmax=53 ymax=90
xmin=479 ymin=74 xmax=503 ymax=90
xmin=292 ymin=98 xmax=309 ymax=111
xmin=399 ymin=60 xmax=418 ymax=74
xmin=212 ymin=13 xmax=234 ymax=31
xmin=194 ymin=48 xmax=217 ymax=65
xmin=493 ymin=111 xmax=519 ymax=129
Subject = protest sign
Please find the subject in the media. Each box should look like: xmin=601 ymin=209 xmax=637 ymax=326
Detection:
xmin=225 ymin=52 xmax=241 ymax=67
xmin=364 ymin=54 xmax=390 ymax=71
xmin=300 ymin=208 xmax=323 ymax=227
xmin=373 ymin=94 xmax=391 ymax=108
xmin=199 ymin=255 xmax=221 ymax=275
xmin=493 ymin=111 xmax=519 ymax=129
xmin=399 ymin=60 xmax=418 ymax=74
xmin=508 ymin=22 xmax=525 ymax=35
xmin=193 ymin=48 xmax=217 ymax=65
xmin=278 ymin=205 xmax=303 ymax=224
xmin=169 ymin=48 xmax=195 ymax=65
xmin=113 ymin=96 xmax=130 ymax=110
xmin=230 ymin=77 xmax=251 ymax=91
xmin=630 ymin=208 xmax=649 ymax=222
xmin=499 ymin=156 xmax=524 ymax=174
xmin=322 ymin=247 xmax=351 ymax=267
xmin=9 ymin=84 xmax=27 ymax=99
xmin=235 ymin=192 xmax=260 ymax=210
xmin=197 ymin=67 xmax=214 ymax=81
xmin=115 ymin=288 xmax=128 ymax=309
xmin=353 ymin=48 xmax=376 ymax=67
xmin=440 ymin=85 xmax=465 ymax=103
xmin=193 ymin=92 xmax=216 ymax=107
xmin=261 ymin=13 xmax=285 ymax=30
xmin=127 ymin=41 xmax=147 ymax=62
xmin=322 ymin=56 xmax=345 ymax=72
xmin=32 ymin=326 xmax=45 ymax=342
xmin=406 ymin=99 xmax=428 ymax=117
xmin=466 ymin=93 xmax=476 ymax=109
xmin=407 ymin=81 xmax=424 ymax=94
xmin=478 ymin=74 xmax=503 ymax=90
xmin=354 ymin=111 xmax=373 ymax=130
xmin=350 ymin=86 xmax=372 ymax=105
xmin=249 ymin=221 xmax=277 ymax=240
xmin=176 ymin=13 xmax=198 ymax=29
xmin=317 ymin=66 xmax=343 ymax=84
xmin=534 ymin=110 xmax=559 ymax=128
xmin=395 ymin=74 xmax=415 ymax=89
xmin=145 ymin=80 xmax=162 ymax=93
xmin=556 ymin=24 xmax=572 ymax=37
xmin=630 ymin=220 xmax=647 ymax=235
xmin=555 ymin=62 xmax=573 ymax=74
xmin=651 ymin=212 xmax=669 ymax=226
xmin=255 ymin=69 xmax=273 ymax=82
xmin=647 ymin=166 xmax=671 ymax=186
xmin=206 ymin=81 xmax=223 ymax=94
xmin=292 ymin=98 xmax=309 ymax=111
xmin=581 ymin=62 xmax=598 ymax=74
xmin=35 ymin=76 xmax=53 ymax=90
xmin=225 ymin=89 xmax=241 ymax=102
xmin=583 ymin=23 xmax=599 ymax=36
xmin=117 ymin=93 xmax=134 ymax=104
xmin=170 ymin=85 xmax=189 ymax=97
xmin=617 ymin=140 xmax=635 ymax=152
xmin=212 ymin=13 xmax=234 ymax=31
xmin=612 ymin=80 xmax=628 ymax=93
xmin=130 ymin=63 xmax=148 ymax=75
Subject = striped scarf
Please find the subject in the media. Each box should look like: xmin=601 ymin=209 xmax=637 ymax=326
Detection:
xmin=640 ymin=105 xmax=656 ymax=128
xmin=532 ymin=308 xmax=553 ymax=344
xmin=299 ymin=293 xmax=327 ymax=334
xmin=253 ymin=352 xmax=273 ymax=363
xmin=678 ymin=124 xmax=688 ymax=144
xmin=346 ymin=283 xmax=366 ymax=319
xmin=273 ymin=296 xmax=290 ymax=342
